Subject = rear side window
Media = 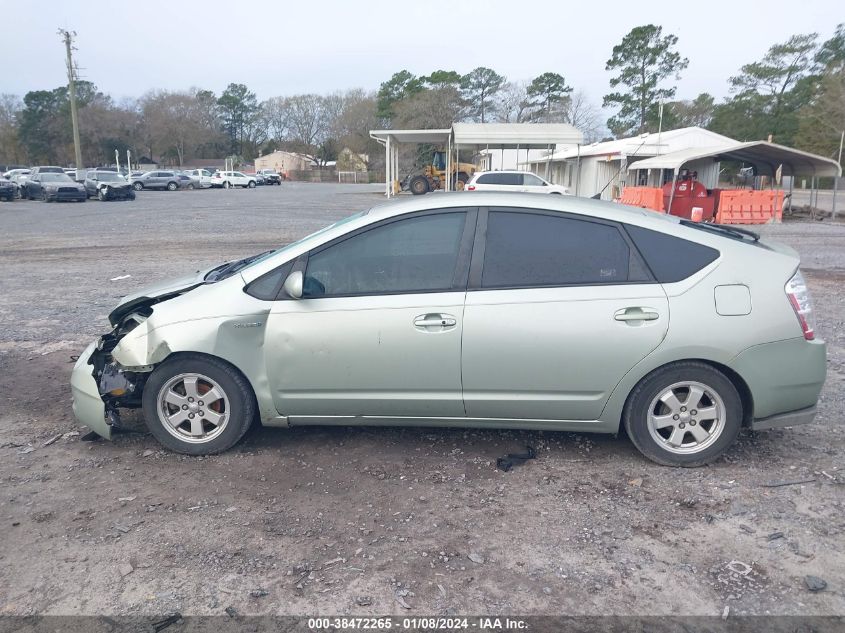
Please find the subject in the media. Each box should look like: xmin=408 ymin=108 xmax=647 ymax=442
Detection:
xmin=482 ymin=211 xmax=641 ymax=288
xmin=625 ymin=225 xmax=719 ymax=283
xmin=476 ymin=173 xmax=501 ymax=184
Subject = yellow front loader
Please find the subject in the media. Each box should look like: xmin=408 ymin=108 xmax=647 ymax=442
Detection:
xmin=404 ymin=150 xmax=478 ymax=195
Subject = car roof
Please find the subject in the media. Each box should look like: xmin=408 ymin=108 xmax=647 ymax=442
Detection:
xmin=366 ymin=192 xmax=664 ymax=225
xmin=474 ymin=170 xmax=537 ymax=175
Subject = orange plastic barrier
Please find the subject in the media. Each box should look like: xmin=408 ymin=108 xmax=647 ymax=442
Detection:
xmin=715 ymin=190 xmax=784 ymax=225
xmin=619 ymin=187 xmax=664 ymax=213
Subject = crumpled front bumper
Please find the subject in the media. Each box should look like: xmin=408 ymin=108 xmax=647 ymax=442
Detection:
xmin=70 ymin=341 xmax=111 ymax=439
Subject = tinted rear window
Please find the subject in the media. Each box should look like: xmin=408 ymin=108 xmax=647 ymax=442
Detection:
xmin=625 ymin=225 xmax=719 ymax=283
xmin=482 ymin=211 xmax=640 ymax=288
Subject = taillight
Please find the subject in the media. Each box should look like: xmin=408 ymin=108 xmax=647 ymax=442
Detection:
xmin=785 ymin=270 xmax=815 ymax=340
xmin=467 ymin=185 xmax=475 ymax=191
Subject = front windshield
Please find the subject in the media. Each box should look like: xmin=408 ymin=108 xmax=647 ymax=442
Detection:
xmin=42 ymin=173 xmax=73 ymax=182
xmin=97 ymin=172 xmax=126 ymax=182
xmin=205 ymin=211 xmax=368 ymax=282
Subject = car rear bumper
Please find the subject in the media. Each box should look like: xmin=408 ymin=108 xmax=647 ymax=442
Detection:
xmin=729 ymin=337 xmax=826 ymax=422
xmin=751 ymin=405 xmax=817 ymax=430
xmin=70 ymin=341 xmax=111 ymax=439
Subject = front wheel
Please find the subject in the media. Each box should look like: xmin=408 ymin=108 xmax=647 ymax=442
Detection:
xmin=623 ymin=362 xmax=742 ymax=467
xmin=223 ymin=181 xmax=231 ymax=189
xmin=187 ymin=183 xmax=195 ymax=190
xmin=98 ymin=188 xmax=107 ymax=201
xmin=142 ymin=354 xmax=256 ymax=455
xmin=41 ymin=191 xmax=49 ymax=202
xmin=247 ymin=180 xmax=256 ymax=188
xmin=409 ymin=175 xmax=429 ymax=195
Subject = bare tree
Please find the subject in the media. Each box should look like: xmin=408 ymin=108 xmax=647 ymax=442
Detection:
xmin=0 ymin=94 xmax=25 ymax=164
xmin=139 ymin=90 xmax=210 ymax=166
xmin=282 ymin=94 xmax=327 ymax=150
xmin=393 ymin=86 xmax=465 ymax=129
xmin=496 ymin=82 xmax=532 ymax=123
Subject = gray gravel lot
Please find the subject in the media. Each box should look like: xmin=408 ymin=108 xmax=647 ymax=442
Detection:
xmin=0 ymin=184 xmax=843 ymax=617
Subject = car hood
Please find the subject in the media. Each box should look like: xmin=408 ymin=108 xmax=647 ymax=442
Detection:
xmin=98 ymin=180 xmax=131 ymax=187
xmin=46 ymin=182 xmax=83 ymax=188
xmin=108 ymin=268 xmax=214 ymax=326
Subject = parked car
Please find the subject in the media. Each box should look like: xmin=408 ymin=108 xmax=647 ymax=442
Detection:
xmin=210 ymin=171 xmax=256 ymax=189
xmin=131 ymin=170 xmax=182 ymax=191
xmin=3 ymin=168 xmax=31 ymax=190
xmin=175 ymin=173 xmax=200 ymax=190
xmin=70 ymin=193 xmax=825 ymax=466
xmin=0 ymin=178 xmax=17 ymax=201
xmin=22 ymin=166 xmax=65 ymax=197
xmin=250 ymin=173 xmax=266 ymax=186
xmin=85 ymin=171 xmax=136 ymax=201
xmin=182 ymin=169 xmax=214 ymax=188
xmin=258 ymin=168 xmax=283 ymax=184
xmin=26 ymin=172 xmax=86 ymax=202
xmin=466 ymin=170 xmax=571 ymax=194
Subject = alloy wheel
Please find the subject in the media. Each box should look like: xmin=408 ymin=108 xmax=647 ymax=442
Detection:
xmin=156 ymin=373 xmax=230 ymax=444
xmin=646 ymin=381 xmax=726 ymax=454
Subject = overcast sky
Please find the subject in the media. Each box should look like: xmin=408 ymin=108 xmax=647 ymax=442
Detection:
xmin=1 ymin=0 xmax=841 ymax=110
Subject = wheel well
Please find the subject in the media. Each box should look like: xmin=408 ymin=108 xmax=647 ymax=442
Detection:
xmin=623 ymin=358 xmax=754 ymax=428
xmin=152 ymin=351 xmax=259 ymax=410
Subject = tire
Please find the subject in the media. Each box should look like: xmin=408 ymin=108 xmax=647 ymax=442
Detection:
xmin=142 ymin=354 xmax=257 ymax=455
xmin=247 ymin=180 xmax=256 ymax=188
xmin=187 ymin=183 xmax=195 ymax=190
xmin=409 ymin=175 xmax=429 ymax=195
xmin=133 ymin=182 xmax=143 ymax=191
xmin=223 ymin=181 xmax=231 ymax=189
xmin=167 ymin=181 xmax=178 ymax=191
xmin=41 ymin=191 xmax=49 ymax=202
xmin=98 ymin=188 xmax=107 ymax=201
xmin=623 ymin=361 xmax=742 ymax=467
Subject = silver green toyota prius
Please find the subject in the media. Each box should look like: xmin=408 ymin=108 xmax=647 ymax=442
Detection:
xmin=70 ymin=193 xmax=826 ymax=466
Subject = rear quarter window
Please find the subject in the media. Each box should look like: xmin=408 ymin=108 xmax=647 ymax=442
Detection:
xmin=625 ymin=224 xmax=719 ymax=283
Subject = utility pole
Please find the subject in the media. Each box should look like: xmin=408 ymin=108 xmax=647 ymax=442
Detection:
xmin=58 ymin=29 xmax=83 ymax=173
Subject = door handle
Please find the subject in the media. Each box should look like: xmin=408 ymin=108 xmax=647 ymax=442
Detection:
xmin=414 ymin=314 xmax=457 ymax=329
xmin=614 ymin=308 xmax=659 ymax=322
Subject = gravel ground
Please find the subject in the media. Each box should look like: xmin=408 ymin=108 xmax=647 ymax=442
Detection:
xmin=0 ymin=184 xmax=843 ymax=617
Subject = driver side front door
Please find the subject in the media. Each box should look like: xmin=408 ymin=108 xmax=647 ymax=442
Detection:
xmin=264 ymin=209 xmax=476 ymax=420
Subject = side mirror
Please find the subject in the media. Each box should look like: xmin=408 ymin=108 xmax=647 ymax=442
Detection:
xmin=282 ymin=270 xmax=303 ymax=299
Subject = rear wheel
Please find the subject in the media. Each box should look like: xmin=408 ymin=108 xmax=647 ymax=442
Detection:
xmin=409 ymin=175 xmax=429 ymax=195
xmin=167 ymin=181 xmax=178 ymax=191
xmin=133 ymin=182 xmax=143 ymax=191
xmin=41 ymin=191 xmax=49 ymax=202
xmin=142 ymin=354 xmax=256 ymax=455
xmin=623 ymin=362 xmax=742 ymax=467
xmin=223 ymin=181 xmax=231 ymax=189
xmin=187 ymin=183 xmax=195 ymax=190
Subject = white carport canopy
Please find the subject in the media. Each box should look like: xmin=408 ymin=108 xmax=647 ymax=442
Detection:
xmin=452 ymin=123 xmax=582 ymax=149
xmin=370 ymin=124 xmax=583 ymax=197
xmin=627 ymin=141 xmax=842 ymax=178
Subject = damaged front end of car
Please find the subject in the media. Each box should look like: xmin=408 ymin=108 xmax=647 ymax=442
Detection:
xmin=70 ymin=284 xmax=202 ymax=439
xmin=71 ymin=311 xmax=154 ymax=439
